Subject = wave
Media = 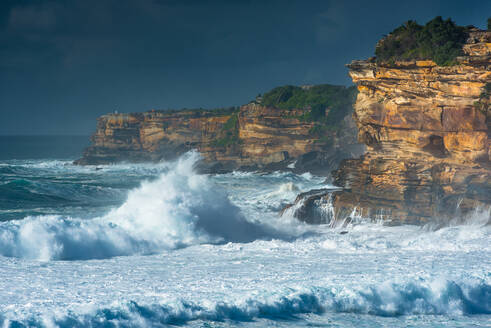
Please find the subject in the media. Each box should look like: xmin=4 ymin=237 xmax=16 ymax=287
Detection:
xmin=0 ymin=152 xmax=488 ymax=260
xmin=421 ymin=206 xmax=491 ymax=231
xmin=0 ymin=179 xmax=74 ymax=203
xmin=0 ymin=159 xmax=176 ymax=177
xmin=1 ymin=278 xmax=489 ymax=327
xmin=0 ymin=152 xmax=271 ymax=261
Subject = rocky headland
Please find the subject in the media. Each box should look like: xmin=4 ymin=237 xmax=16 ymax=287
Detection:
xmin=288 ymin=22 xmax=490 ymax=225
xmin=76 ymin=85 xmax=364 ymax=174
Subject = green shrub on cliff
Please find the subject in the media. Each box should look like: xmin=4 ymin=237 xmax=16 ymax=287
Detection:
xmin=474 ymin=82 xmax=491 ymax=114
xmin=375 ymin=16 xmax=469 ymax=66
xmin=212 ymin=111 xmax=241 ymax=147
xmin=260 ymin=84 xmax=357 ymax=126
xmin=483 ymin=83 xmax=491 ymax=97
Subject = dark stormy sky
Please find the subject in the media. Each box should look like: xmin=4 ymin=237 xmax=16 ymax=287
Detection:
xmin=1 ymin=0 xmax=489 ymax=135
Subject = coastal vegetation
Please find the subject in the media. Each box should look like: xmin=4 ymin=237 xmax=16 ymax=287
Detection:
xmin=157 ymin=106 xmax=239 ymax=116
xmin=212 ymin=110 xmax=241 ymax=147
xmin=260 ymin=84 xmax=357 ymax=126
xmin=375 ymin=16 xmax=469 ymax=66
xmin=474 ymin=82 xmax=490 ymax=114
xmin=210 ymin=83 xmax=358 ymax=147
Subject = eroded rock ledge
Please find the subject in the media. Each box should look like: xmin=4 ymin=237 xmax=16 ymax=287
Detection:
xmin=76 ymin=101 xmax=363 ymax=175
xmin=290 ymin=29 xmax=490 ymax=225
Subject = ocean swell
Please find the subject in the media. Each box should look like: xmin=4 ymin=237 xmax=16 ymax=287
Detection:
xmin=0 ymin=152 xmax=267 ymax=260
xmin=1 ymin=278 xmax=489 ymax=327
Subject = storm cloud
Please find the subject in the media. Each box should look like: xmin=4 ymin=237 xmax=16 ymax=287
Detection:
xmin=0 ymin=0 xmax=489 ymax=135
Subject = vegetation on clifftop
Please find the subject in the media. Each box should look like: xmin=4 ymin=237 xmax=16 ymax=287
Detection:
xmin=260 ymin=84 xmax=357 ymax=127
xmin=160 ymin=106 xmax=240 ymax=116
xmin=375 ymin=16 xmax=469 ymax=66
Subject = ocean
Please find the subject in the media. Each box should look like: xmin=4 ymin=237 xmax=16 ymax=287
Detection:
xmin=0 ymin=136 xmax=489 ymax=327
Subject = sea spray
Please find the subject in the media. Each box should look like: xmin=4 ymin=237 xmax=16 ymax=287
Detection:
xmin=0 ymin=152 xmax=267 ymax=260
xmin=0 ymin=154 xmax=489 ymax=328
xmin=1 ymin=278 xmax=489 ymax=327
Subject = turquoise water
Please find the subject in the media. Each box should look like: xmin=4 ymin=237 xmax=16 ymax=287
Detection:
xmin=0 ymin=138 xmax=489 ymax=327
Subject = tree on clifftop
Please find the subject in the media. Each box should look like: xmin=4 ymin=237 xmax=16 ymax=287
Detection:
xmin=375 ymin=16 xmax=469 ymax=66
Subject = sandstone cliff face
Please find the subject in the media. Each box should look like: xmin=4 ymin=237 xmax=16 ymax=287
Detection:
xmin=76 ymin=110 xmax=231 ymax=165
xmin=76 ymin=103 xmax=362 ymax=174
xmin=319 ymin=30 xmax=490 ymax=224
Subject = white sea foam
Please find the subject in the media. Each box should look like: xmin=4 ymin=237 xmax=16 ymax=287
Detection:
xmin=0 ymin=152 xmax=269 ymax=260
xmin=0 ymin=153 xmax=489 ymax=327
xmin=265 ymin=182 xmax=299 ymax=199
xmin=0 ymin=277 xmax=488 ymax=327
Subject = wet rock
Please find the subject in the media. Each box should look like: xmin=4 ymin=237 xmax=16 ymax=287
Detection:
xmin=280 ymin=189 xmax=335 ymax=224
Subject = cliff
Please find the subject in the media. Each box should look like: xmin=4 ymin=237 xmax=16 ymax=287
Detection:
xmin=76 ymin=85 xmax=363 ymax=174
xmin=287 ymin=28 xmax=491 ymax=225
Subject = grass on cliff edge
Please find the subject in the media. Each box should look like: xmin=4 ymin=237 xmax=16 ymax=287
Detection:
xmin=375 ymin=16 xmax=470 ymax=66
xmin=260 ymin=84 xmax=357 ymax=130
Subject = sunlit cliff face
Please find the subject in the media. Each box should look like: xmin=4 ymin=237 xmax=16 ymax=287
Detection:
xmin=76 ymin=103 xmax=362 ymax=174
xmin=330 ymin=29 xmax=490 ymax=224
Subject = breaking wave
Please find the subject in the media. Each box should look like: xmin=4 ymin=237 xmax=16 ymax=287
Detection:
xmin=0 ymin=152 xmax=269 ymax=260
xmin=1 ymin=278 xmax=489 ymax=327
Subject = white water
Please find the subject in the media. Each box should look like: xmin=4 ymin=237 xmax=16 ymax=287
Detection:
xmin=0 ymin=152 xmax=274 ymax=261
xmin=0 ymin=152 xmax=489 ymax=327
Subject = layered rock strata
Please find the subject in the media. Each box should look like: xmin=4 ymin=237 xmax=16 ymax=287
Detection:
xmin=289 ymin=29 xmax=490 ymax=224
xmin=76 ymin=103 xmax=363 ymax=174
